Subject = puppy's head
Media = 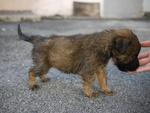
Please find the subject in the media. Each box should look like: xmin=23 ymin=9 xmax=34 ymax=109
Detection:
xmin=112 ymin=29 xmax=141 ymax=72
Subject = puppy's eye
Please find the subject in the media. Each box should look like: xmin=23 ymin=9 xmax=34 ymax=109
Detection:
xmin=114 ymin=38 xmax=131 ymax=53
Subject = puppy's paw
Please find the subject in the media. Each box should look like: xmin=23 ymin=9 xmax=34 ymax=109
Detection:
xmin=91 ymin=92 xmax=99 ymax=98
xmin=103 ymin=90 xmax=116 ymax=96
xmin=30 ymin=84 xmax=39 ymax=90
xmin=29 ymin=84 xmax=40 ymax=90
xmin=41 ymin=77 xmax=50 ymax=83
xmin=85 ymin=92 xmax=99 ymax=98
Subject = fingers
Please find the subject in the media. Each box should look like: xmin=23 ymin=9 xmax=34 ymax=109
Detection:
xmin=129 ymin=41 xmax=150 ymax=73
xmin=138 ymin=52 xmax=149 ymax=59
xmin=138 ymin=51 xmax=150 ymax=66
xmin=141 ymin=41 xmax=150 ymax=47
xmin=136 ymin=65 xmax=150 ymax=72
xmin=139 ymin=57 xmax=150 ymax=65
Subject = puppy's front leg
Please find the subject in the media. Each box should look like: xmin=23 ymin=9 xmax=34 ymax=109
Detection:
xmin=96 ymin=67 xmax=115 ymax=96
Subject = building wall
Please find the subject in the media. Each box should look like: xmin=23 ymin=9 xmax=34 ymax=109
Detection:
xmin=0 ymin=0 xmax=36 ymax=11
xmin=32 ymin=0 xmax=100 ymax=16
xmin=0 ymin=0 xmax=149 ymax=17
xmin=101 ymin=0 xmax=144 ymax=18
xmin=0 ymin=0 xmax=100 ymax=16
xmin=32 ymin=0 xmax=73 ymax=16
xmin=143 ymin=0 xmax=150 ymax=12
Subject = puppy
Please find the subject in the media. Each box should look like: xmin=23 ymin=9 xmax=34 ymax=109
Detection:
xmin=18 ymin=25 xmax=141 ymax=97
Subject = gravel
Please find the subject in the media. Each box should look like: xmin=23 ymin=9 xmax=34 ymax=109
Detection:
xmin=0 ymin=19 xmax=150 ymax=113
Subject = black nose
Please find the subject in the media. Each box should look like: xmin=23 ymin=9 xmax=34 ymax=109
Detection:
xmin=117 ymin=59 xmax=139 ymax=72
xmin=127 ymin=59 xmax=139 ymax=71
xmin=117 ymin=64 xmax=128 ymax=72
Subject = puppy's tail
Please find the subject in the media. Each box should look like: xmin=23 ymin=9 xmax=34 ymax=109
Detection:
xmin=18 ymin=24 xmax=34 ymax=43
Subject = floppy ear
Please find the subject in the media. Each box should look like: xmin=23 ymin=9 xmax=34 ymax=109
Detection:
xmin=113 ymin=37 xmax=131 ymax=53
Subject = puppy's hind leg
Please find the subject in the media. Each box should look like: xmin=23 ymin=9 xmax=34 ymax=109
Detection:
xmin=28 ymin=63 xmax=50 ymax=90
xmin=28 ymin=68 xmax=39 ymax=90
xmin=39 ymin=64 xmax=51 ymax=83
xmin=29 ymin=50 xmax=51 ymax=90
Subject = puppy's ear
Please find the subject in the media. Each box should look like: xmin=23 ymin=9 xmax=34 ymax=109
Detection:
xmin=113 ymin=37 xmax=131 ymax=53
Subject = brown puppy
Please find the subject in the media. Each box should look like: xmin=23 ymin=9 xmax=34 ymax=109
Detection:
xmin=18 ymin=25 xmax=141 ymax=98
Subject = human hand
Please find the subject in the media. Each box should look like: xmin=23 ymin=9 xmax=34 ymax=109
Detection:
xmin=136 ymin=51 xmax=150 ymax=72
xmin=135 ymin=41 xmax=150 ymax=72
xmin=141 ymin=41 xmax=150 ymax=47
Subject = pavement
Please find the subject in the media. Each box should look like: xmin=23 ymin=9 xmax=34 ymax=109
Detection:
xmin=0 ymin=19 xmax=150 ymax=113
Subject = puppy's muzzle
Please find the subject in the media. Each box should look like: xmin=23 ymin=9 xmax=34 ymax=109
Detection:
xmin=117 ymin=59 xmax=139 ymax=72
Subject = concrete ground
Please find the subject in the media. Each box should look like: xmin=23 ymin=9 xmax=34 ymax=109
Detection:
xmin=0 ymin=19 xmax=150 ymax=113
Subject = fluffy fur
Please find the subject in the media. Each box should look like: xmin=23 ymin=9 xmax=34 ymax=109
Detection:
xmin=18 ymin=24 xmax=141 ymax=97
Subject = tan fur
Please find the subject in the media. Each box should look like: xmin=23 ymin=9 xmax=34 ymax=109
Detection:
xmin=18 ymin=27 xmax=141 ymax=98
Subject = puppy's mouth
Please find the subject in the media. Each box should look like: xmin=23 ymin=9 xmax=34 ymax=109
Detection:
xmin=116 ymin=59 xmax=139 ymax=72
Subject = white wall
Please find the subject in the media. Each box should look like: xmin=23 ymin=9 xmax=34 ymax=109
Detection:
xmin=32 ymin=0 xmax=101 ymax=16
xmin=101 ymin=0 xmax=144 ymax=18
xmin=0 ymin=0 xmax=150 ymax=18
xmin=32 ymin=0 xmax=73 ymax=16
xmin=143 ymin=0 xmax=150 ymax=12
xmin=33 ymin=0 xmax=145 ymax=18
xmin=0 ymin=0 xmax=36 ymax=11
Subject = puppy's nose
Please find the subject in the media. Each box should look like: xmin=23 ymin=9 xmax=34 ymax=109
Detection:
xmin=127 ymin=59 xmax=139 ymax=71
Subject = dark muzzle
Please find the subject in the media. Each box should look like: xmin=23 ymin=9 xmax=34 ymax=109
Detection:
xmin=117 ymin=59 xmax=139 ymax=72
